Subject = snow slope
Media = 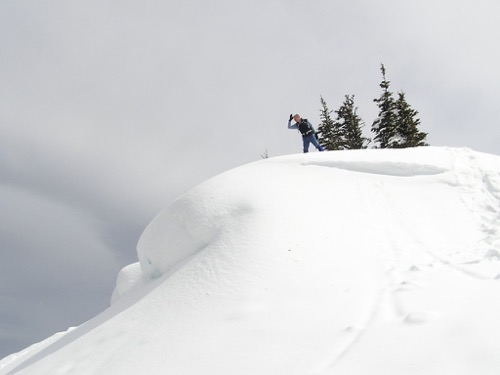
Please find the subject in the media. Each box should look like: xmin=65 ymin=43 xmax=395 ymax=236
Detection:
xmin=2 ymin=147 xmax=500 ymax=374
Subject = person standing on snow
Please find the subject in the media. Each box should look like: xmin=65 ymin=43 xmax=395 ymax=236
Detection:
xmin=287 ymin=114 xmax=324 ymax=153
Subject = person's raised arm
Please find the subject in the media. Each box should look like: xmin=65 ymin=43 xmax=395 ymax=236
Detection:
xmin=287 ymin=114 xmax=298 ymax=129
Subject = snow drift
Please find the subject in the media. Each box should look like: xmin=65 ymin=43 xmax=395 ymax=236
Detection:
xmin=2 ymin=147 xmax=500 ymax=374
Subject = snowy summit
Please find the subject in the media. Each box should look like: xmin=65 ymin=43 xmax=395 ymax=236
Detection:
xmin=2 ymin=147 xmax=500 ymax=374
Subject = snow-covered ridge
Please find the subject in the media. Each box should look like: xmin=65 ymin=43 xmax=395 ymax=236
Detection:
xmin=304 ymin=159 xmax=446 ymax=176
xmin=2 ymin=147 xmax=500 ymax=375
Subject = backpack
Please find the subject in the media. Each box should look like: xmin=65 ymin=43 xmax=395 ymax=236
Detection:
xmin=298 ymin=119 xmax=313 ymax=136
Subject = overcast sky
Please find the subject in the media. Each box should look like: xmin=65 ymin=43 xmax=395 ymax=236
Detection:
xmin=1 ymin=0 xmax=499 ymax=358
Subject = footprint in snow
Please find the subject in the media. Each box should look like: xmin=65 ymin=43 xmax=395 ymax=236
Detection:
xmin=484 ymin=249 xmax=500 ymax=260
xmin=403 ymin=310 xmax=441 ymax=325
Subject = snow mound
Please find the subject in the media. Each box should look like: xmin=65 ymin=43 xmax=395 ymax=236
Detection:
xmin=2 ymin=147 xmax=500 ymax=375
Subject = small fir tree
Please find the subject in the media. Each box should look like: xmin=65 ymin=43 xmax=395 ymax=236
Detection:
xmin=394 ymin=91 xmax=428 ymax=148
xmin=335 ymin=95 xmax=370 ymax=149
xmin=317 ymin=96 xmax=344 ymax=150
xmin=372 ymin=64 xmax=398 ymax=148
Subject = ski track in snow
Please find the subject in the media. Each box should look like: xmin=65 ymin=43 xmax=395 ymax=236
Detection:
xmin=303 ymin=148 xmax=500 ymax=373
xmin=303 ymin=156 xmax=442 ymax=372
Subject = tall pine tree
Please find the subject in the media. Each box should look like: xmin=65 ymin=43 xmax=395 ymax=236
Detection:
xmin=394 ymin=91 xmax=428 ymax=148
xmin=317 ymin=96 xmax=343 ymax=150
xmin=371 ymin=64 xmax=398 ymax=148
xmin=335 ymin=95 xmax=370 ymax=149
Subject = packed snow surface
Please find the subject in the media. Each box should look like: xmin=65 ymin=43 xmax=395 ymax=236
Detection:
xmin=2 ymin=147 xmax=500 ymax=374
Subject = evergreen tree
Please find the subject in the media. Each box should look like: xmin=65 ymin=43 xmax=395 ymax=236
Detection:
xmin=317 ymin=96 xmax=343 ymax=150
xmin=335 ymin=95 xmax=370 ymax=149
xmin=394 ymin=91 xmax=428 ymax=148
xmin=372 ymin=64 xmax=398 ymax=148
